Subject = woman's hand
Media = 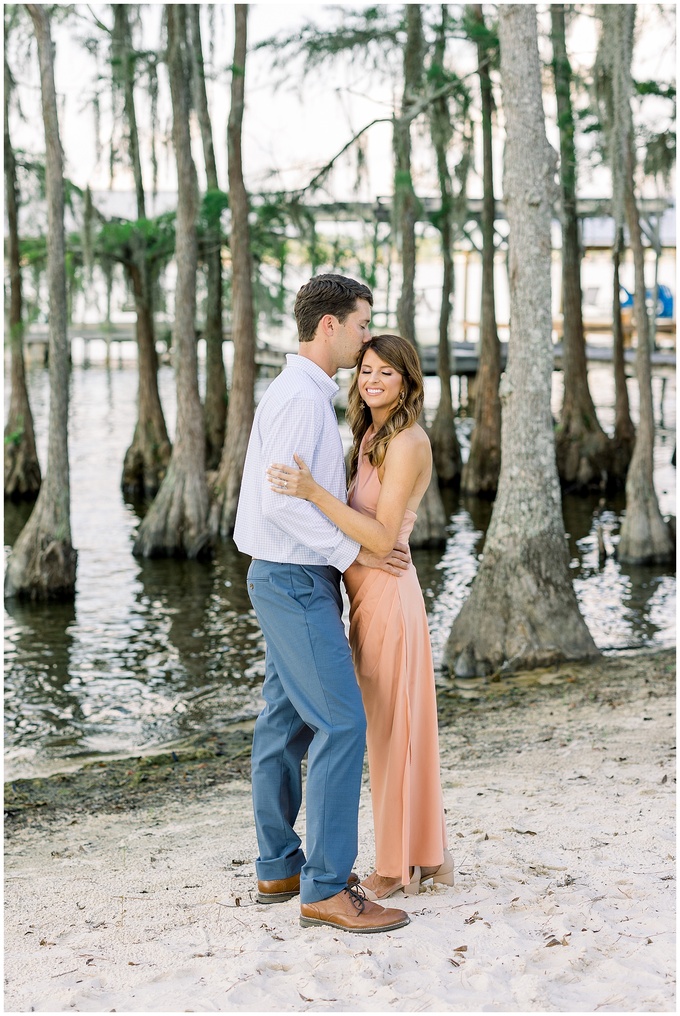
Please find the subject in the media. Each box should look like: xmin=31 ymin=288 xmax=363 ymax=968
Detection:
xmin=267 ymin=454 xmax=318 ymax=501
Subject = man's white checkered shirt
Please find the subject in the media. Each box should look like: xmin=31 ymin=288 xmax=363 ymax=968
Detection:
xmin=233 ymin=354 xmax=360 ymax=571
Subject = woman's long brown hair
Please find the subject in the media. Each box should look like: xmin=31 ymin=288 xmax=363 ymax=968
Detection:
xmin=346 ymin=334 xmax=424 ymax=485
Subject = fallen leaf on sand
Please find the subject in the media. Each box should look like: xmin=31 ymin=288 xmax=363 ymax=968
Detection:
xmin=545 ymin=934 xmax=570 ymax=947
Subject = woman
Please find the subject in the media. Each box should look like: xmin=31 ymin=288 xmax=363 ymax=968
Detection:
xmin=267 ymin=334 xmax=452 ymax=900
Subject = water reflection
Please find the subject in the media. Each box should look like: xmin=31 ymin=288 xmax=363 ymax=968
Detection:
xmin=131 ymin=545 xmax=264 ymax=744
xmin=3 ymin=361 xmax=676 ymax=779
xmin=4 ymin=499 xmax=33 ymax=548
xmin=4 ymin=599 xmax=79 ymax=768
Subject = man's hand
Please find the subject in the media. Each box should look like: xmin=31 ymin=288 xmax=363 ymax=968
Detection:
xmin=356 ymin=541 xmax=411 ymax=576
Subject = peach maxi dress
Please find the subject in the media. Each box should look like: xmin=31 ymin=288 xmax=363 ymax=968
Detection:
xmin=343 ymin=433 xmax=448 ymax=886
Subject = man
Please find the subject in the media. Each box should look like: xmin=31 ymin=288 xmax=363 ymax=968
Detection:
xmin=234 ymin=274 xmax=410 ymax=933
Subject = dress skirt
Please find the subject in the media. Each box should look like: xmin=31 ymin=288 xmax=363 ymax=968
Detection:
xmin=344 ymin=559 xmax=447 ymax=886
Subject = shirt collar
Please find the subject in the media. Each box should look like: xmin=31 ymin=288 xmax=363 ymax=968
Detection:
xmin=286 ymin=353 xmax=339 ymax=398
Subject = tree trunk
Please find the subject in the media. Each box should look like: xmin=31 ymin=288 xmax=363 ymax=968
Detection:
xmin=410 ymin=465 xmax=448 ymax=549
xmin=598 ymin=5 xmax=673 ymax=564
xmin=202 ymin=228 xmax=227 ymax=471
xmin=616 ymin=134 xmax=673 ymax=563
xmin=209 ymin=4 xmax=256 ymax=539
xmin=114 ymin=5 xmax=171 ymax=497
xmin=610 ymin=228 xmax=635 ymax=482
xmin=394 ymin=4 xmax=422 ymax=345
xmin=551 ymin=4 xmax=611 ymax=493
xmin=4 ymin=43 xmax=41 ymax=500
xmin=188 ymin=3 xmax=227 ymax=470
xmin=133 ymin=4 xmax=211 ymax=559
xmin=428 ymin=4 xmax=462 ymax=488
xmin=461 ymin=3 xmax=502 ymax=497
xmin=445 ymin=4 xmax=597 ymax=677
xmin=121 ymin=258 xmax=171 ymax=496
xmin=5 ymin=5 xmax=77 ymax=600
xmin=428 ymin=245 xmax=462 ymax=487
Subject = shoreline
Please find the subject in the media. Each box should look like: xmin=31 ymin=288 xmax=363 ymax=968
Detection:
xmin=4 ymin=646 xmax=674 ymax=828
xmin=5 ymin=646 xmax=676 ymax=1013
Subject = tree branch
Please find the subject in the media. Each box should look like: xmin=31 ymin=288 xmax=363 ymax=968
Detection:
xmin=83 ymin=5 xmax=112 ymax=36
xmin=292 ymin=116 xmax=393 ymax=198
xmin=291 ymin=68 xmax=480 ymax=201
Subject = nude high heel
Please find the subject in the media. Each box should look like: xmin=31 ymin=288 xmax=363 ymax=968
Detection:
xmin=360 ymin=866 xmax=422 ymax=900
xmin=419 ymin=849 xmax=454 ymax=887
xmin=402 ymin=867 xmax=422 ymax=895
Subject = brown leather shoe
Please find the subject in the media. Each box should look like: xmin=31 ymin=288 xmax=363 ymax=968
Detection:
xmin=257 ymin=871 xmax=359 ymax=904
xmin=257 ymin=873 xmax=301 ymax=904
xmin=300 ymin=885 xmax=410 ymax=934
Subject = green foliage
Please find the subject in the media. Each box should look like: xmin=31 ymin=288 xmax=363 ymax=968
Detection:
xmin=635 ymin=80 xmax=676 ymax=102
xmin=249 ymin=198 xmax=295 ymax=324
xmin=200 ymin=189 xmax=229 ymax=229
xmin=15 ymin=187 xmax=179 ymax=326
xmin=4 ymin=417 xmax=25 ymax=446
xmin=7 ymin=320 xmax=24 ymax=346
xmin=47 ymin=5 xmax=76 ymax=28
xmin=256 ymin=4 xmax=403 ymax=76
xmin=250 ymin=198 xmax=291 ymax=263
xmin=15 ymin=154 xmax=46 ymax=202
xmin=252 ymin=196 xmax=345 ymax=323
xmin=426 ymin=58 xmax=471 ymax=116
xmin=64 ymin=176 xmax=84 ymax=216
xmin=643 ymin=129 xmax=676 ymax=185
xmin=19 ymin=236 xmax=47 ymax=269
xmin=636 ymin=77 xmax=676 ymax=186
xmin=4 ymin=4 xmax=24 ymax=37
xmin=96 ymin=212 xmax=176 ymax=267
xmin=244 ymin=191 xmax=384 ymax=326
xmin=586 ymin=41 xmax=676 ymax=185
xmin=394 ymin=168 xmax=414 ymax=193
xmin=64 ymin=249 xmax=79 ymax=287
xmin=461 ymin=7 xmax=499 ymax=67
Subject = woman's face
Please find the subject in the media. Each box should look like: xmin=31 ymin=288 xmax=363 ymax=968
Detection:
xmin=358 ymin=349 xmax=404 ymax=415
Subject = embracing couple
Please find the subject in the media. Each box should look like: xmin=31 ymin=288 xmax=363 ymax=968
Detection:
xmin=233 ymin=274 xmax=452 ymax=934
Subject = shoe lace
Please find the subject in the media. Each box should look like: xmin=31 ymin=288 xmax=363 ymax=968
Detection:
xmin=344 ymin=884 xmax=367 ymax=914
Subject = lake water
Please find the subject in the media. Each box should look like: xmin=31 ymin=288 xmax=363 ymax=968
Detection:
xmin=3 ymin=356 xmax=676 ymax=780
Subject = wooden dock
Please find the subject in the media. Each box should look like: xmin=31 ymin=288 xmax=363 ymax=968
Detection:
xmin=417 ymin=340 xmax=676 ymax=376
xmin=16 ymin=323 xmax=676 ymax=375
xmin=18 ymin=324 xmax=287 ymax=371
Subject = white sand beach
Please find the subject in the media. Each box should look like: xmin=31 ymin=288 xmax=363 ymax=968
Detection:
xmin=4 ymin=650 xmax=675 ymax=1014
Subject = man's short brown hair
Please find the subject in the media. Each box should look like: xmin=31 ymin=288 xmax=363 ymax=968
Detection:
xmin=294 ymin=274 xmax=373 ymax=343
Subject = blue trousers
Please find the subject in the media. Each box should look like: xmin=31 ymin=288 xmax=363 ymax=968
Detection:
xmin=246 ymin=560 xmax=367 ymax=904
